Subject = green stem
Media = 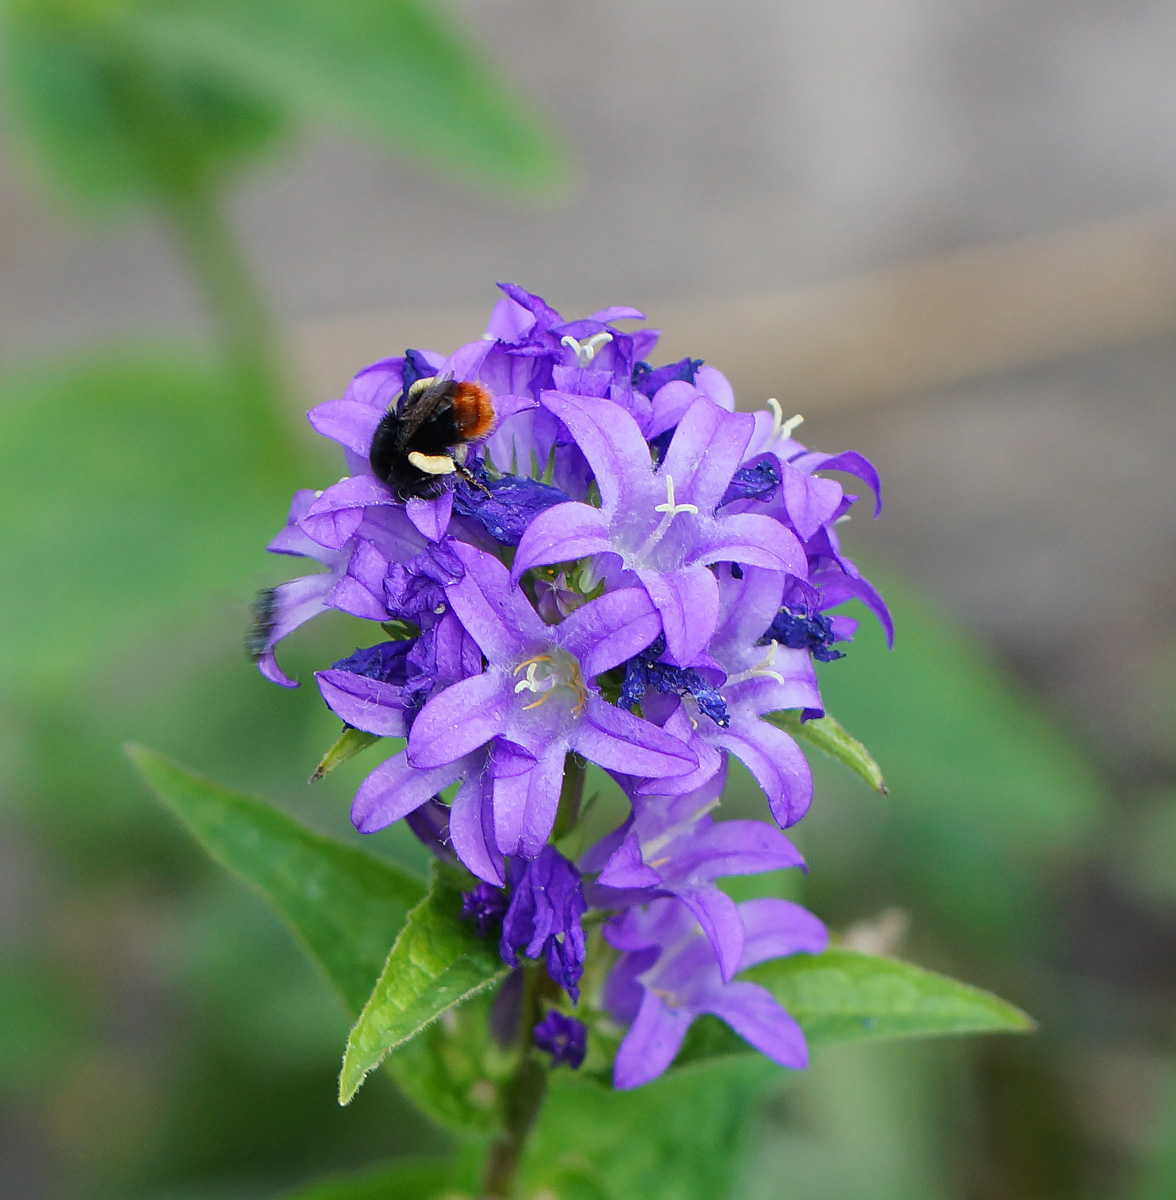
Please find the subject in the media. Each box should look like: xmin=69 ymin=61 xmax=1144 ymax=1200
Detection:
xmin=159 ymin=179 xmax=304 ymax=468
xmin=551 ymin=753 xmax=587 ymax=843
xmin=482 ymin=966 xmax=548 ymax=1198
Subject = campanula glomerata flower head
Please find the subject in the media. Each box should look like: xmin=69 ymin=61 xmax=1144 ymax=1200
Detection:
xmin=253 ymin=283 xmax=888 ymax=1086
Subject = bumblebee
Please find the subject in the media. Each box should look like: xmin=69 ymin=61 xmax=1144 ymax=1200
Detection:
xmin=369 ymin=374 xmax=496 ymax=500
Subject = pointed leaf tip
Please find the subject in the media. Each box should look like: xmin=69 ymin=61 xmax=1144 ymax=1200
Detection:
xmin=338 ymin=863 xmax=507 ymax=1105
xmin=766 ymin=709 xmax=887 ymax=795
xmin=311 ymin=726 xmax=383 ymax=782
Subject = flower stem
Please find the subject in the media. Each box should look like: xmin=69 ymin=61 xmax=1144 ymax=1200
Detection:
xmin=551 ymin=753 xmax=587 ymax=842
xmin=158 ymin=177 xmax=305 ymax=470
xmin=482 ymin=966 xmax=548 ymax=1198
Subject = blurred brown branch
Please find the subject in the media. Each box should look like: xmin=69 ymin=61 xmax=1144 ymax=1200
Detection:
xmin=296 ymin=208 xmax=1176 ymax=409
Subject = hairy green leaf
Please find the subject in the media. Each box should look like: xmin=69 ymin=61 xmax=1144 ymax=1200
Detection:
xmin=675 ymin=948 xmax=1034 ymax=1068
xmin=128 ymin=746 xmax=425 ymax=1013
xmin=132 ymin=0 xmax=562 ymax=188
xmin=384 ymin=992 xmax=511 ymax=1137
xmin=339 ymin=863 xmax=509 ymax=1105
xmin=277 ymin=1158 xmax=457 ymax=1200
xmin=766 ymin=710 xmax=887 ymax=795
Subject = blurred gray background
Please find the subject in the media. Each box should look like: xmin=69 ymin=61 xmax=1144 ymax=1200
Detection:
xmin=4 ymin=2 xmax=1176 ymax=1194
xmin=5 ymin=0 xmax=1174 ymax=767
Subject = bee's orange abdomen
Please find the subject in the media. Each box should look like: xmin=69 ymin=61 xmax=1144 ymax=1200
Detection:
xmin=451 ymin=382 xmax=495 ymax=440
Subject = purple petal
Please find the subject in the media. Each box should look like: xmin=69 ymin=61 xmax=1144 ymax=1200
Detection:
xmin=450 ymin=771 xmax=505 ymax=886
xmin=493 ymin=745 xmax=565 ymax=858
xmin=780 ymin=461 xmax=844 ymax=542
xmin=307 ymin=399 xmax=384 ymax=457
xmin=447 ymin=542 xmax=547 ymax=660
xmin=799 ymin=450 xmax=882 ymax=518
xmin=636 ymin=564 xmax=719 ymax=667
xmin=660 ymin=398 xmax=753 ymax=514
xmin=702 ymin=981 xmax=808 ymax=1069
xmin=679 ymin=887 xmax=744 ymax=982
xmin=714 ymin=718 xmax=812 ymax=827
xmin=647 ymin=380 xmax=699 ymax=439
xmin=351 ymin=751 xmax=466 ymax=833
xmin=540 ymin=391 xmax=654 ymax=518
xmin=406 ymin=491 xmax=453 ymax=542
xmin=713 ymin=566 xmax=785 ymax=654
xmin=326 ymin=539 xmax=390 ymax=620
xmin=344 ymin=357 xmax=407 ymax=409
xmin=300 ymin=476 xmax=395 ymax=550
xmin=510 ymin=501 xmax=613 ymax=582
xmin=440 ymin=338 xmax=493 ymax=381
xmin=589 ymin=305 xmax=646 ymax=322
xmin=738 ymin=898 xmax=829 ymax=968
xmin=694 ymin=366 xmax=735 ymax=411
xmin=255 ymin=573 xmax=337 ymax=687
xmin=407 ymin=671 xmax=509 ymax=769
xmin=268 ymin=490 xmax=340 ymax=562
xmin=598 ymin=830 xmax=662 ymax=890
xmin=816 ymin=571 xmax=894 ymax=648
xmin=613 ymin=989 xmax=694 ymax=1090
xmin=570 ymin=696 xmax=696 ymax=779
xmin=558 ymin=588 xmax=661 ymax=679
xmin=692 ymin=513 xmax=807 ymax=576
xmin=633 ymin=702 xmax=724 ymax=796
xmin=487 ymin=294 xmax=538 ymax=342
xmin=315 ymin=669 xmax=410 ymax=736
xmin=672 ymin=820 xmax=805 ymax=882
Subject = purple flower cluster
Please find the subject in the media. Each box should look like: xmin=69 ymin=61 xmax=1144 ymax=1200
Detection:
xmin=255 ymin=284 xmax=888 ymax=1088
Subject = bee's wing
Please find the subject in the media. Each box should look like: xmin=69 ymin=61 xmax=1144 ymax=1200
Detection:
xmin=394 ymin=374 xmax=455 ymax=451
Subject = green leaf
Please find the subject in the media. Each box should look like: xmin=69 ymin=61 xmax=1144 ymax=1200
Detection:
xmin=128 ymin=745 xmax=425 ymax=1014
xmin=526 ymin=1056 xmax=778 ymax=1200
xmin=383 ymin=992 xmax=511 ymax=1137
xmin=310 ymin=726 xmax=383 ymax=783
xmin=0 ymin=353 xmax=298 ymax=689
xmin=766 ymin=710 xmax=887 ymax=795
xmin=339 ymin=863 xmax=509 ymax=1105
xmin=675 ymin=948 xmax=1034 ymax=1068
xmin=132 ymin=0 xmax=563 ymax=189
xmin=1 ymin=4 xmax=284 ymax=209
xmin=277 ymin=1158 xmax=457 ymax=1200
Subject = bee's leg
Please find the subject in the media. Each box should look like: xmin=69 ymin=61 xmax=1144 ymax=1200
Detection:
xmin=454 ymin=460 xmax=493 ymax=499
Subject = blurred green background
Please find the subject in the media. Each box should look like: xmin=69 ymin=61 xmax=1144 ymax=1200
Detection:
xmin=2 ymin=2 xmax=1175 ymax=1198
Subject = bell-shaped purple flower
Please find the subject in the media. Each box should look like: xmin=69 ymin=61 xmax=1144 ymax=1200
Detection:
xmin=398 ymin=542 xmax=697 ymax=858
xmin=583 ymin=765 xmax=805 ymax=981
xmin=501 ymin=846 xmax=588 ymax=1002
xmin=603 ymin=895 xmax=827 ymax=1089
xmin=533 ymin=1011 xmax=587 ymax=1069
xmin=637 ymin=566 xmax=822 ymax=827
xmin=461 ymin=882 xmax=508 ymax=937
xmin=512 ymin=393 xmax=807 ymax=666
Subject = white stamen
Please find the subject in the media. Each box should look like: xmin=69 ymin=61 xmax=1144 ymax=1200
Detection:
xmin=561 ymin=331 xmax=614 ymax=368
xmin=654 ymin=474 xmax=698 ymax=517
xmin=834 ymin=514 xmax=852 ymax=525
xmin=725 ymin=639 xmax=787 ymax=688
xmin=407 ymin=451 xmax=457 ymax=476
xmin=640 ymin=474 xmax=699 ymax=557
xmin=514 ymin=661 xmax=545 ymax=695
xmin=766 ymin=397 xmax=804 ymax=442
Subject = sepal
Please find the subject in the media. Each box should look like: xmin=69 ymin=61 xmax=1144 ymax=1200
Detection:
xmin=765 ymin=709 xmax=887 ymax=795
